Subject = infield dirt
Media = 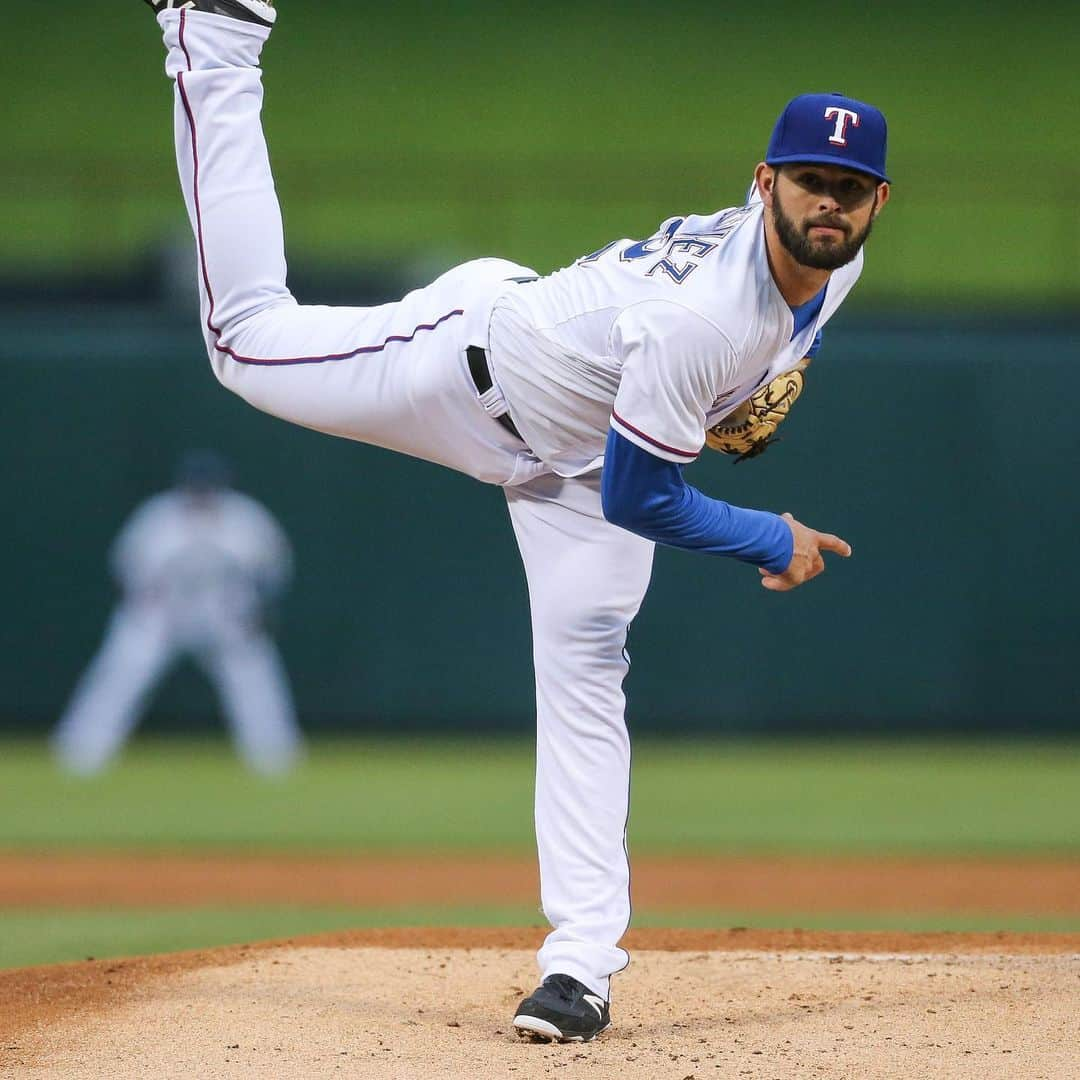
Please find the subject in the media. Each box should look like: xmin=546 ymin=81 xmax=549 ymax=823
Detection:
xmin=3 ymin=853 xmax=1079 ymax=1078
xmin=3 ymin=851 xmax=1079 ymax=913
xmin=2 ymin=929 xmax=1079 ymax=1079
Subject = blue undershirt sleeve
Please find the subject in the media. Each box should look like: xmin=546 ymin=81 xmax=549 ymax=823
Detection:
xmin=600 ymin=428 xmax=793 ymax=574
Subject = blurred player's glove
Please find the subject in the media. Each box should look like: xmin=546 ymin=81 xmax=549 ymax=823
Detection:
xmin=705 ymin=358 xmax=810 ymax=462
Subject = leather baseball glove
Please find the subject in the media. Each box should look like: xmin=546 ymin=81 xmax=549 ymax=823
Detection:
xmin=705 ymin=357 xmax=810 ymax=462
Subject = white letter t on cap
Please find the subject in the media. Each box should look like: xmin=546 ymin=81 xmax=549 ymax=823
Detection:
xmin=824 ymin=107 xmax=860 ymax=146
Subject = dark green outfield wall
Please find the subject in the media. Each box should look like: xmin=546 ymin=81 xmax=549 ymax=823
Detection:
xmin=2 ymin=306 xmax=1077 ymax=734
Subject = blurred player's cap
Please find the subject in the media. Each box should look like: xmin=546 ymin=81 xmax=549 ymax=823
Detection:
xmin=175 ymin=449 xmax=233 ymax=492
xmin=766 ymin=92 xmax=889 ymax=183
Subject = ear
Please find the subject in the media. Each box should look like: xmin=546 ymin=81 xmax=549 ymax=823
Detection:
xmin=754 ymin=162 xmax=777 ymax=207
xmin=871 ymin=181 xmax=891 ymax=218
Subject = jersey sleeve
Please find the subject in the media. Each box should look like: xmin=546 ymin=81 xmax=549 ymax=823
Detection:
xmin=230 ymin=495 xmax=293 ymax=595
xmin=601 ymin=429 xmax=793 ymax=572
xmin=251 ymin=503 xmax=293 ymax=592
xmin=609 ymin=299 xmax=738 ymax=464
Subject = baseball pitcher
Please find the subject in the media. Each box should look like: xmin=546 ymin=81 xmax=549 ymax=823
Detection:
xmin=140 ymin=0 xmax=890 ymax=1043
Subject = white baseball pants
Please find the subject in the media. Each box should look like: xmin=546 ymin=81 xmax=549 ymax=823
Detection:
xmin=159 ymin=9 xmax=655 ymax=998
xmin=52 ymin=601 xmax=301 ymax=775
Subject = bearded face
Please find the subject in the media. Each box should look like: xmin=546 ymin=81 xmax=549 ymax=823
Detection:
xmin=770 ymin=170 xmax=878 ymax=271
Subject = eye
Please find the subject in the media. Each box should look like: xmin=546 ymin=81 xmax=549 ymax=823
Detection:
xmin=797 ymin=173 xmax=825 ymax=191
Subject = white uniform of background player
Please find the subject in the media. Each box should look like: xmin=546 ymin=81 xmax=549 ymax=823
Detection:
xmin=146 ymin=1 xmax=890 ymax=1032
xmin=52 ymin=451 xmax=302 ymax=776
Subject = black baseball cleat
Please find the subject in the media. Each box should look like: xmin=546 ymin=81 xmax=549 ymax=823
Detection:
xmin=513 ymin=974 xmax=611 ymax=1043
xmin=142 ymin=0 xmax=276 ymax=27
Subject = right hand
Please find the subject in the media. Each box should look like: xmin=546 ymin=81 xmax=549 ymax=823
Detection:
xmin=759 ymin=512 xmax=851 ymax=592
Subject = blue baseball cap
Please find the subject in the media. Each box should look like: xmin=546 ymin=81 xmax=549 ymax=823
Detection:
xmin=766 ymin=92 xmax=889 ymax=183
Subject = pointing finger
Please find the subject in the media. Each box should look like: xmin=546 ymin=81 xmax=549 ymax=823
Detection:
xmin=816 ymin=532 xmax=852 ymax=557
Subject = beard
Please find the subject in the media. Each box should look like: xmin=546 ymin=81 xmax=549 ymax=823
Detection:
xmin=772 ymin=187 xmax=875 ymax=270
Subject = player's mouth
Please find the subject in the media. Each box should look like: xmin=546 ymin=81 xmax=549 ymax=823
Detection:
xmin=806 ymin=223 xmax=848 ymax=240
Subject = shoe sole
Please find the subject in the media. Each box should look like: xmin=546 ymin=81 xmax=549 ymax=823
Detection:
xmin=512 ymin=1015 xmax=610 ymax=1043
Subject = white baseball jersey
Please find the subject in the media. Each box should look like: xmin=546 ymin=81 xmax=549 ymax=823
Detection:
xmin=489 ymin=200 xmax=862 ymax=476
xmin=111 ymin=489 xmax=291 ymax=630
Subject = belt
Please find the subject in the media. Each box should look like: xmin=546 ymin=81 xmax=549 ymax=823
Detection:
xmin=467 ymin=345 xmax=524 ymax=442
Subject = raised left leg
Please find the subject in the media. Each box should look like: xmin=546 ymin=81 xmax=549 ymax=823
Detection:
xmin=154 ymin=6 xmax=535 ymax=486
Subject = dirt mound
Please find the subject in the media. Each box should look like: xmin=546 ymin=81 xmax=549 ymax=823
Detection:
xmin=3 ymin=932 xmax=1078 ymax=1079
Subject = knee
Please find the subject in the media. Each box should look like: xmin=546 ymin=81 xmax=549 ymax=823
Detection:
xmin=209 ymin=349 xmax=241 ymax=395
xmin=204 ymin=311 xmax=277 ymax=398
xmin=205 ymin=297 xmax=298 ymax=382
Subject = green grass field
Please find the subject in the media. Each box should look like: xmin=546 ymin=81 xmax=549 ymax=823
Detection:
xmin=2 ymin=738 xmax=1077 ymax=968
xmin=2 ymin=738 xmax=1078 ymax=854
xmin=3 ymin=1 xmax=1077 ymax=301
xmin=7 ymin=908 xmax=1077 ymax=972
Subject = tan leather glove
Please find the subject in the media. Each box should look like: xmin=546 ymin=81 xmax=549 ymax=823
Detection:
xmin=704 ymin=357 xmax=810 ymax=462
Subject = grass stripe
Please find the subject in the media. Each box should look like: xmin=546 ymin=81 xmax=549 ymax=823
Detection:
xmin=4 ymin=905 xmax=1077 ymax=971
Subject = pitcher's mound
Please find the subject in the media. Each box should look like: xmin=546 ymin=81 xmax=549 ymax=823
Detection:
xmin=4 ymin=929 xmax=1079 ymax=1079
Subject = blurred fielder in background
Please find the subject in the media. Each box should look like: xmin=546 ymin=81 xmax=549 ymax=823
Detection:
xmin=52 ymin=449 xmax=302 ymax=776
xmin=143 ymin=0 xmax=890 ymax=1044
